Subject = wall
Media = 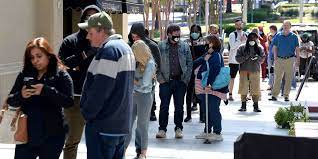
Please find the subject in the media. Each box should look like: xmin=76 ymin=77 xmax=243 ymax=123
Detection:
xmin=0 ymin=0 xmax=63 ymax=103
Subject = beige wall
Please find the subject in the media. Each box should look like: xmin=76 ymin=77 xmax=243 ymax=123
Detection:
xmin=0 ymin=0 xmax=63 ymax=65
xmin=0 ymin=0 xmax=63 ymax=103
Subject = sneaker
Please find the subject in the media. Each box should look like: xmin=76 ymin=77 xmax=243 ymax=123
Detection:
xmin=156 ymin=130 xmax=166 ymax=138
xmin=284 ymin=97 xmax=290 ymax=102
xmin=195 ymin=132 xmax=212 ymax=139
xmin=269 ymin=96 xmax=277 ymax=101
xmin=184 ymin=116 xmax=192 ymax=122
xmin=228 ymin=96 xmax=234 ymax=101
xmin=175 ymin=128 xmax=183 ymax=139
xmin=207 ymin=134 xmax=223 ymax=142
xmin=238 ymin=108 xmax=247 ymax=112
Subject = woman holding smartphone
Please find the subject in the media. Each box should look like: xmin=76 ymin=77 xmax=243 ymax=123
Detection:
xmin=7 ymin=37 xmax=74 ymax=159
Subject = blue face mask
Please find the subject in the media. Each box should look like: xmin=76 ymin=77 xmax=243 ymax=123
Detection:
xmin=191 ymin=33 xmax=200 ymax=40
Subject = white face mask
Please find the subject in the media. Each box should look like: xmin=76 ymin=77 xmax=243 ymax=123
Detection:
xmin=249 ymin=41 xmax=256 ymax=46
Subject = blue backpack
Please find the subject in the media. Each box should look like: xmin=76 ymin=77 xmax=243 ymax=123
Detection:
xmin=212 ymin=53 xmax=231 ymax=89
xmin=201 ymin=53 xmax=230 ymax=90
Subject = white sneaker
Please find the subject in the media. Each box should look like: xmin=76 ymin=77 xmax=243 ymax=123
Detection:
xmin=156 ymin=130 xmax=166 ymax=138
xmin=207 ymin=134 xmax=223 ymax=142
xmin=175 ymin=128 xmax=183 ymax=139
xmin=195 ymin=132 xmax=212 ymax=139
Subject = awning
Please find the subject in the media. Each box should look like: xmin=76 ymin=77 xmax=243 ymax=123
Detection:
xmin=63 ymin=0 xmax=144 ymax=14
xmin=98 ymin=0 xmax=144 ymax=14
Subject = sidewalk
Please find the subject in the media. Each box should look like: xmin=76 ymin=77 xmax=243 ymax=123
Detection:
xmin=1 ymin=78 xmax=317 ymax=159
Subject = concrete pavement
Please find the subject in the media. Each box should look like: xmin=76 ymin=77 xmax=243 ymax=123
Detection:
xmin=1 ymin=78 xmax=317 ymax=159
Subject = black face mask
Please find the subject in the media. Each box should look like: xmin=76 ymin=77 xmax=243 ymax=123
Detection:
xmin=170 ymin=36 xmax=180 ymax=42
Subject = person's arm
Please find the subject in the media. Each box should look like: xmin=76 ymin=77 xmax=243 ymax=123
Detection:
xmin=156 ymin=42 xmax=166 ymax=84
xmin=80 ymin=59 xmax=117 ymax=121
xmin=137 ymin=61 xmax=156 ymax=90
xmin=39 ymin=71 xmax=74 ymax=108
xmin=184 ymin=43 xmax=193 ymax=84
xmin=235 ymin=46 xmax=248 ymax=64
xmin=7 ymin=73 xmax=25 ymax=107
xmin=272 ymin=36 xmax=278 ymax=61
xmin=207 ymin=53 xmax=221 ymax=86
xmin=193 ymin=56 xmax=205 ymax=69
xmin=295 ymin=36 xmax=300 ymax=66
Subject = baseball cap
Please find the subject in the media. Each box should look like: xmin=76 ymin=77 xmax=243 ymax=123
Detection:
xmin=78 ymin=11 xmax=113 ymax=30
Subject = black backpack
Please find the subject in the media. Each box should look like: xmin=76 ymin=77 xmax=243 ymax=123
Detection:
xmin=228 ymin=31 xmax=247 ymax=50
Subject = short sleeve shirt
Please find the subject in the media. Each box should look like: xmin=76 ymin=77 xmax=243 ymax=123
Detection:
xmin=300 ymin=41 xmax=314 ymax=58
xmin=273 ymin=32 xmax=299 ymax=57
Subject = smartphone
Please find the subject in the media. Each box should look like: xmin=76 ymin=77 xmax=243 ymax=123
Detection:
xmin=23 ymin=77 xmax=35 ymax=89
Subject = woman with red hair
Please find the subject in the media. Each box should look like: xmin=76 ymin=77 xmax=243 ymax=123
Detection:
xmin=7 ymin=37 xmax=74 ymax=159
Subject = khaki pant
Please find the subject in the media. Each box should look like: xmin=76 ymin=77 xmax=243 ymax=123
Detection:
xmin=63 ymin=96 xmax=85 ymax=159
xmin=238 ymin=71 xmax=261 ymax=102
xmin=272 ymin=58 xmax=294 ymax=98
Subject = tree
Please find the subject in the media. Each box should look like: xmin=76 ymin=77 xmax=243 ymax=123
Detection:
xmin=226 ymin=0 xmax=232 ymax=13
xmin=143 ymin=0 xmax=150 ymax=30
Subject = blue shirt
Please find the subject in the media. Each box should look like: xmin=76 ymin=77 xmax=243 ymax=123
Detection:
xmin=273 ymin=32 xmax=299 ymax=57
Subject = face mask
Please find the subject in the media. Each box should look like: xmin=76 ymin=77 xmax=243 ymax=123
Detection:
xmin=249 ymin=41 xmax=256 ymax=46
xmin=191 ymin=33 xmax=200 ymax=40
xmin=171 ymin=36 xmax=180 ymax=42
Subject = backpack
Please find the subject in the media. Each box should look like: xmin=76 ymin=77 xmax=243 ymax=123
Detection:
xmin=212 ymin=53 xmax=231 ymax=89
xmin=228 ymin=31 xmax=247 ymax=51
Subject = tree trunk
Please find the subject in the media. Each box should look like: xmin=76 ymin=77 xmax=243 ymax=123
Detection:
xmin=226 ymin=0 xmax=232 ymax=13
xmin=187 ymin=0 xmax=192 ymax=29
xmin=193 ymin=0 xmax=198 ymax=25
xmin=151 ymin=0 xmax=157 ymax=38
xmin=144 ymin=0 xmax=150 ymax=30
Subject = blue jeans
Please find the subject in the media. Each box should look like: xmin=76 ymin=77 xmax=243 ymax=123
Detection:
xmin=85 ymin=124 xmax=126 ymax=159
xmin=159 ymin=80 xmax=187 ymax=131
xmin=15 ymin=135 xmax=65 ymax=159
xmin=198 ymin=94 xmax=222 ymax=134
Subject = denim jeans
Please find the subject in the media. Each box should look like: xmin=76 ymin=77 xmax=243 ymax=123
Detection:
xmin=159 ymin=80 xmax=187 ymax=131
xmin=197 ymin=94 xmax=222 ymax=134
xmin=15 ymin=135 xmax=65 ymax=159
xmin=125 ymin=92 xmax=153 ymax=153
xmin=85 ymin=124 xmax=126 ymax=159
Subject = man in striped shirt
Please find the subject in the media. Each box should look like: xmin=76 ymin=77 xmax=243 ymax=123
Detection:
xmin=78 ymin=11 xmax=135 ymax=159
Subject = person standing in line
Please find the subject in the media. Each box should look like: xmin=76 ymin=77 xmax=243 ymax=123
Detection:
xmin=299 ymin=33 xmax=315 ymax=77
xmin=78 ymin=11 xmax=135 ymax=159
xmin=156 ymin=24 xmax=193 ymax=139
xmin=228 ymin=19 xmax=247 ymax=101
xmin=269 ymin=20 xmax=300 ymax=102
xmin=58 ymin=5 xmax=101 ymax=159
xmin=128 ymin=23 xmax=161 ymax=122
xmin=8 ymin=37 xmax=74 ymax=159
xmin=184 ymin=24 xmax=207 ymax=123
xmin=258 ymin=26 xmax=268 ymax=82
xmin=124 ymin=40 xmax=156 ymax=159
xmin=193 ymin=35 xmax=228 ymax=141
xmin=236 ymin=32 xmax=265 ymax=112
xmin=267 ymin=25 xmax=278 ymax=92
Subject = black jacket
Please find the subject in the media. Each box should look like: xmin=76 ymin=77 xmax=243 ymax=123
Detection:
xmin=129 ymin=23 xmax=161 ymax=71
xmin=58 ymin=5 xmax=100 ymax=94
xmin=7 ymin=70 xmax=74 ymax=146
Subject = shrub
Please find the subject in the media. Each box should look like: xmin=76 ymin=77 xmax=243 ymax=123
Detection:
xmin=274 ymin=103 xmax=310 ymax=136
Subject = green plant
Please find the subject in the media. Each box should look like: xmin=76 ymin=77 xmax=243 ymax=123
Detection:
xmin=274 ymin=103 xmax=309 ymax=132
xmin=154 ymin=30 xmax=160 ymax=38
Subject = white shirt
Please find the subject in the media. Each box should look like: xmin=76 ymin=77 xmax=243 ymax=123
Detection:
xmin=228 ymin=30 xmax=247 ymax=64
xmin=300 ymin=41 xmax=314 ymax=58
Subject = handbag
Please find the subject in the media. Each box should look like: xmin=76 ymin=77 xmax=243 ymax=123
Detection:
xmin=212 ymin=53 xmax=231 ymax=89
xmin=0 ymin=99 xmax=28 ymax=144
